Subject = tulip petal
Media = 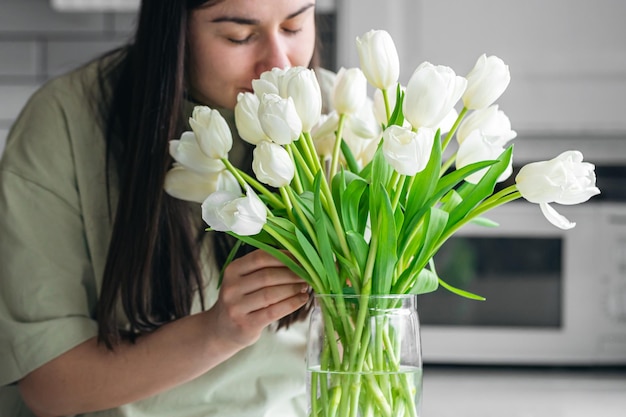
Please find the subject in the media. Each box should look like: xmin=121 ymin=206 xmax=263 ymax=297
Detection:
xmin=539 ymin=203 xmax=576 ymax=230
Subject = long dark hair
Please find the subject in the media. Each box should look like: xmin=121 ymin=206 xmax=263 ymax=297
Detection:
xmin=96 ymin=0 xmax=319 ymax=348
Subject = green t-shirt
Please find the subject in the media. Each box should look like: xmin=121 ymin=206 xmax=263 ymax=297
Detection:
xmin=0 ymin=57 xmax=308 ymax=417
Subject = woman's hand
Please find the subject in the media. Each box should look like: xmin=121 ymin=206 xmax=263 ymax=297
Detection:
xmin=208 ymin=249 xmax=309 ymax=349
xmin=18 ymin=249 xmax=308 ymax=416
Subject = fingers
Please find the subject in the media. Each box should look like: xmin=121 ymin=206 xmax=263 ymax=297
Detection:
xmin=212 ymin=249 xmax=309 ymax=347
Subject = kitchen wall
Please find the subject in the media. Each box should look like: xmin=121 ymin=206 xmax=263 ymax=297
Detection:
xmin=0 ymin=0 xmax=137 ymax=153
xmin=336 ymin=0 xmax=626 ymax=165
xmin=2 ymin=0 xmax=626 ymax=162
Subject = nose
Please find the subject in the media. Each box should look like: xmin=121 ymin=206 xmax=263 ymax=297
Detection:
xmin=255 ymin=33 xmax=291 ymax=76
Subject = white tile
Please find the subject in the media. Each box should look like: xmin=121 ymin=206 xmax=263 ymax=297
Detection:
xmin=0 ymin=41 xmax=40 ymax=77
xmin=0 ymin=0 xmax=106 ymax=33
xmin=46 ymin=39 xmax=128 ymax=77
xmin=112 ymin=12 xmax=138 ymax=34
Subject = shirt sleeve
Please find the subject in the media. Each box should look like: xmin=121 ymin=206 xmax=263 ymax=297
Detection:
xmin=0 ymin=78 xmax=99 ymax=386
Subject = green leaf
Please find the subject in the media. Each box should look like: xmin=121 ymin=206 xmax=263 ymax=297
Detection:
xmin=438 ymin=278 xmax=486 ymax=300
xmin=229 ymin=232 xmax=309 ymax=281
xmin=340 ymin=177 xmax=368 ymax=233
xmin=407 ymin=268 xmax=439 ymax=294
xmin=293 ymin=227 xmax=329 ymax=289
xmin=447 ymin=146 xmax=513 ymax=227
xmin=386 ymin=85 xmax=405 ymax=127
xmin=313 ymin=173 xmax=342 ymax=293
xmin=404 ymin=130 xmax=442 ymax=219
xmin=400 ymin=156 xmax=502 ymax=252
xmin=340 ymin=139 xmax=360 ymax=174
xmin=470 ymin=216 xmax=500 ymax=228
xmin=412 ymin=207 xmax=448 ymax=272
xmin=345 ymin=230 xmax=369 ymax=277
xmin=370 ymin=182 xmax=397 ymax=295
xmin=218 ymin=239 xmax=244 ymax=288
xmin=393 ymin=207 xmax=448 ymax=293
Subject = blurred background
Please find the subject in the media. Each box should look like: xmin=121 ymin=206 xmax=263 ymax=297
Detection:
xmin=1 ymin=1 xmax=625 ymax=416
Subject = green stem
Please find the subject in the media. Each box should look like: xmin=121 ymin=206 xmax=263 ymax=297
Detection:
xmin=221 ymin=158 xmax=284 ymax=209
xmin=285 ymin=186 xmax=319 ymax=248
xmin=285 ymin=145 xmax=304 ymax=194
xmin=263 ymin=224 xmax=325 ymax=291
xmin=329 ymin=113 xmax=347 ymax=179
xmin=440 ymin=150 xmax=457 ymax=177
xmin=382 ymin=88 xmax=391 ymax=122
xmin=391 ymin=174 xmax=407 ymax=211
xmin=441 ymin=106 xmax=468 ymax=152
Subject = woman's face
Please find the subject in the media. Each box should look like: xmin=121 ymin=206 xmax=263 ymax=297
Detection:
xmin=187 ymin=0 xmax=317 ymax=109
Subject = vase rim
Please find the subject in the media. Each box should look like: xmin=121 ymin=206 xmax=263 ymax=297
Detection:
xmin=313 ymin=293 xmax=416 ymax=299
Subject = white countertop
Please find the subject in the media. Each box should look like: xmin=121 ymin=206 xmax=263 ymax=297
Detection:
xmin=421 ymin=366 xmax=626 ymax=417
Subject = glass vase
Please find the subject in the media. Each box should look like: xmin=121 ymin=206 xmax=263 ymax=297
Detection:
xmin=306 ymin=294 xmax=423 ymax=417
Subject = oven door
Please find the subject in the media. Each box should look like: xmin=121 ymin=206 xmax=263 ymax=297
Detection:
xmin=418 ymin=202 xmax=626 ymax=365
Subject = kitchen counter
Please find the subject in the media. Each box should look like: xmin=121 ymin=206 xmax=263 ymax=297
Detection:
xmin=421 ymin=365 xmax=626 ymax=417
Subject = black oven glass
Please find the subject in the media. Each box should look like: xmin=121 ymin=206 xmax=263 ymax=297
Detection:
xmin=418 ymin=237 xmax=563 ymax=328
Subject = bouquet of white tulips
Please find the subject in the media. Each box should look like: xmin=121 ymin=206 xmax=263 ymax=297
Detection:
xmin=165 ymin=29 xmax=600 ymax=417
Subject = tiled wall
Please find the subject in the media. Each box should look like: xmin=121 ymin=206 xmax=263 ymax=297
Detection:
xmin=0 ymin=0 xmax=137 ymax=153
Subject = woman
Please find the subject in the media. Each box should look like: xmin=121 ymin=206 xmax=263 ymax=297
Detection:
xmin=0 ymin=1 xmax=320 ymax=416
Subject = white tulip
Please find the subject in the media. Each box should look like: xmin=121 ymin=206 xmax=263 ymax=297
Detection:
xmin=382 ymin=125 xmax=435 ymax=176
xmin=252 ymin=67 xmax=286 ymax=97
xmin=456 ymin=130 xmax=513 ymax=184
xmin=347 ymin=98 xmax=381 ymax=140
xmin=189 ymin=106 xmax=233 ymax=159
xmin=258 ymin=93 xmax=303 ymax=145
xmin=311 ymin=112 xmax=340 ymax=158
xmin=201 ymin=186 xmax=267 ymax=236
xmin=403 ymin=62 xmax=467 ymax=129
xmin=457 ymin=105 xmax=517 ymax=145
xmin=332 ymin=67 xmax=368 ymax=115
xmin=356 ymin=29 xmax=400 ymax=91
xmin=439 ymin=108 xmax=459 ymax=135
xmin=462 ymin=54 xmax=511 ymax=110
xmin=516 ymin=151 xmax=600 ymax=229
xmin=252 ymin=141 xmax=295 ymax=188
xmin=235 ymin=92 xmax=269 ymax=145
xmin=169 ymin=131 xmax=224 ymax=174
xmin=164 ymin=165 xmax=239 ymax=204
xmin=284 ymin=67 xmax=322 ymax=132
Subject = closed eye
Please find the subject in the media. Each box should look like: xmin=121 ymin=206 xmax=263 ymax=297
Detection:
xmin=228 ymin=34 xmax=254 ymax=45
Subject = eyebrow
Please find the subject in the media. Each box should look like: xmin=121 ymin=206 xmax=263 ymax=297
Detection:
xmin=210 ymin=3 xmax=315 ymax=25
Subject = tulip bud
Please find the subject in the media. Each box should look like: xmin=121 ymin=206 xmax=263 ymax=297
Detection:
xmin=235 ymin=92 xmax=269 ymax=145
xmin=462 ymin=54 xmax=511 ymax=110
xmin=457 ymin=105 xmax=517 ymax=145
xmin=332 ymin=67 xmax=368 ymax=115
xmin=382 ymin=125 xmax=435 ymax=176
xmin=258 ymin=93 xmax=303 ymax=145
xmin=456 ymin=130 xmax=513 ymax=184
xmin=356 ymin=29 xmax=400 ymax=91
xmin=284 ymin=67 xmax=322 ymax=132
xmin=189 ymin=106 xmax=233 ymax=159
xmin=252 ymin=141 xmax=295 ymax=188
xmin=164 ymin=165 xmax=239 ymax=204
xmin=202 ymin=186 xmax=267 ymax=236
xmin=403 ymin=62 xmax=467 ymax=130
xmin=169 ymin=131 xmax=225 ymax=174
